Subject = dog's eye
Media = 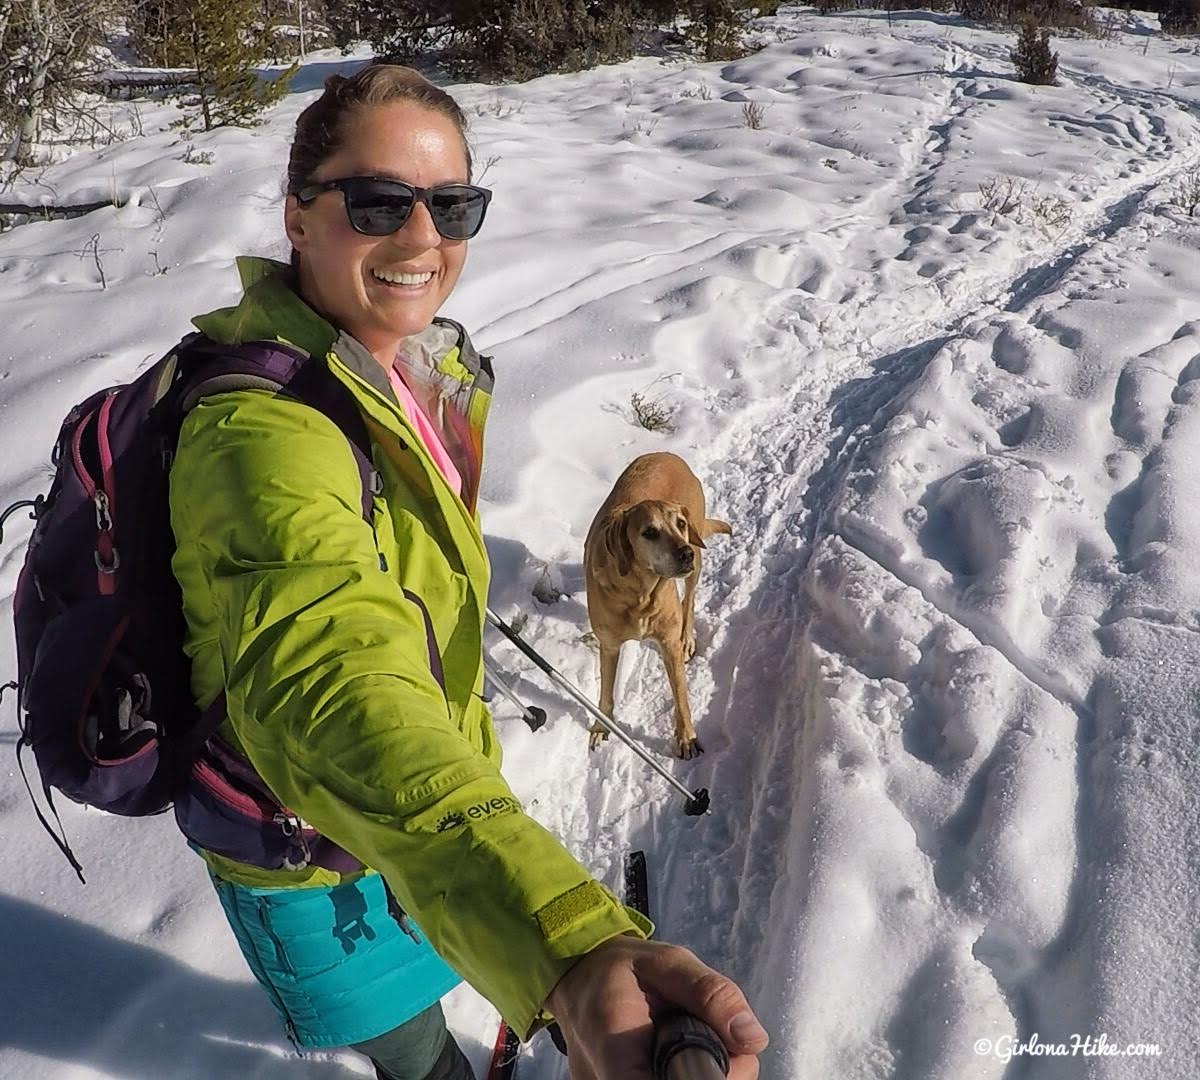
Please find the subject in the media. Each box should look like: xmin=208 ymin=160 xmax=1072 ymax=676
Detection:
xmin=642 ymin=526 xmax=660 ymax=541
xmin=677 ymin=518 xmax=686 ymax=530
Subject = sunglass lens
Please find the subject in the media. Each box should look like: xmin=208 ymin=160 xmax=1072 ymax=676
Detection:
xmin=430 ymin=186 xmax=489 ymax=240
xmin=344 ymin=180 xmax=415 ymax=236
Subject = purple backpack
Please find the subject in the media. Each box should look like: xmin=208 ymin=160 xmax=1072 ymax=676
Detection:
xmin=2 ymin=335 xmax=374 ymax=881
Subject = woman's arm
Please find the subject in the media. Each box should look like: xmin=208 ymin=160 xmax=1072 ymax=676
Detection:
xmin=170 ymin=388 xmax=647 ymax=1035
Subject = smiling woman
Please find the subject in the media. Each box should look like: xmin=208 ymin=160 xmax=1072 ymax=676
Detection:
xmin=164 ymin=62 xmax=766 ymax=1080
xmin=283 ymin=71 xmax=481 ymax=361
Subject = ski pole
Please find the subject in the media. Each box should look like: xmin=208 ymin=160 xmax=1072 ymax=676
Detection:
xmin=482 ymin=655 xmax=547 ymax=732
xmin=653 ymin=1011 xmax=729 ymax=1079
xmin=485 ymin=607 xmax=710 ymax=816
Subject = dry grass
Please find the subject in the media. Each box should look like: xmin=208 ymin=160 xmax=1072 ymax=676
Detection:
xmin=741 ymin=101 xmax=767 ymax=130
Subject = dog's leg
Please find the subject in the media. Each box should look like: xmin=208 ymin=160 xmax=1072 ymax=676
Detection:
xmin=590 ymin=642 xmax=621 ymax=750
xmin=681 ymin=557 xmax=700 ymax=663
xmin=660 ymin=642 xmax=702 ymax=759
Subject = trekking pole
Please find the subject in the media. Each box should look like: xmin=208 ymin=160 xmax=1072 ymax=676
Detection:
xmin=481 ymin=655 xmax=547 ymax=732
xmin=485 ymin=607 xmax=711 ymax=816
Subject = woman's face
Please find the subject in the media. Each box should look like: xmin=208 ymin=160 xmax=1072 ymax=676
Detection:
xmin=285 ymin=100 xmax=471 ymax=365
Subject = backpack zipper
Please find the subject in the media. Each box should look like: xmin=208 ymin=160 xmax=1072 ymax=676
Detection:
xmin=69 ymin=394 xmax=120 ymax=594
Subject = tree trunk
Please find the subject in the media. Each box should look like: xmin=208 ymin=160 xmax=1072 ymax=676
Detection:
xmin=189 ymin=15 xmax=213 ymax=131
xmin=0 ymin=0 xmax=13 ymax=55
xmin=14 ymin=0 xmax=57 ymax=166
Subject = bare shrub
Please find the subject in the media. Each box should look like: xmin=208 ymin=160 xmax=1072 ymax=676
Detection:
xmin=630 ymin=389 xmax=678 ymax=433
xmin=1169 ymin=167 xmax=1200 ymax=216
xmin=979 ymin=175 xmax=1071 ymax=232
xmin=980 ymin=175 xmax=1030 ymax=217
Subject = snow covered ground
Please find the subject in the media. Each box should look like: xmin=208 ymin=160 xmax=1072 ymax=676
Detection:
xmin=2 ymin=5 xmax=1198 ymax=1077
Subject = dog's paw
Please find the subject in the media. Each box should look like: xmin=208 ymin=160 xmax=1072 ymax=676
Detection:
xmin=682 ymin=629 xmax=697 ymax=663
xmin=676 ymin=736 xmax=704 ymax=760
xmin=589 ymin=727 xmax=611 ymax=751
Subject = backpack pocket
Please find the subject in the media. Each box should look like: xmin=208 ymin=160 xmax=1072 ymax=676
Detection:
xmin=175 ymin=738 xmax=362 ymax=874
xmin=23 ymin=595 xmax=170 ymax=815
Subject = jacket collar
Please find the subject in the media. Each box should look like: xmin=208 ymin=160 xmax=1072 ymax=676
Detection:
xmin=192 ymin=256 xmax=491 ymax=394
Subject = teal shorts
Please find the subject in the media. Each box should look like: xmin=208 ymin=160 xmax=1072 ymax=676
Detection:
xmin=210 ymin=871 xmax=462 ymax=1048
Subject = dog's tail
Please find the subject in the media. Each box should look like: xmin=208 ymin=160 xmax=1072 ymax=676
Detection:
xmin=702 ymin=517 xmax=733 ymax=538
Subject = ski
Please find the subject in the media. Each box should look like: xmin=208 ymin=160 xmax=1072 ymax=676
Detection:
xmin=485 ymin=850 xmax=651 ymax=1078
xmin=624 ymin=849 xmax=650 ymax=919
xmin=485 ymin=1016 xmax=521 ymax=1080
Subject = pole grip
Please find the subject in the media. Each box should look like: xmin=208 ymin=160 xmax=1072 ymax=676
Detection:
xmin=653 ymin=1010 xmax=729 ymax=1080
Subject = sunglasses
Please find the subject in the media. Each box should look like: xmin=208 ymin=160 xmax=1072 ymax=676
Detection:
xmin=295 ymin=176 xmax=493 ymax=240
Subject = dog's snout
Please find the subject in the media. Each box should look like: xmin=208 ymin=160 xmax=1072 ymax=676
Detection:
xmin=675 ymin=545 xmax=694 ymax=564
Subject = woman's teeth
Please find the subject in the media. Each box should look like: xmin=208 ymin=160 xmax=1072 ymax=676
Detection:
xmin=372 ymin=269 xmax=434 ymax=286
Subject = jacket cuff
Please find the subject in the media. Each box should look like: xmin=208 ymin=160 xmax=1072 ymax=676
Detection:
xmin=510 ymin=883 xmax=652 ymax=1038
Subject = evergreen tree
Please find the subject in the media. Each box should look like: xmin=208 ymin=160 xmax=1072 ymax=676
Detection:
xmin=683 ymin=1 xmax=749 ymax=61
xmin=133 ymin=0 xmax=295 ymax=130
xmin=1160 ymin=0 xmax=1200 ymax=34
xmin=1010 ymin=17 xmax=1058 ymax=85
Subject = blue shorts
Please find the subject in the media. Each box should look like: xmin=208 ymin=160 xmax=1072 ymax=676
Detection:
xmin=210 ymin=871 xmax=462 ymax=1048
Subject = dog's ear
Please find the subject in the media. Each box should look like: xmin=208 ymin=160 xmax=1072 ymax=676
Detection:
xmin=682 ymin=506 xmax=707 ymax=550
xmin=603 ymin=511 xmax=634 ymax=576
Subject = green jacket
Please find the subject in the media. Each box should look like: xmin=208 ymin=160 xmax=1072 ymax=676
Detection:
xmin=169 ymin=257 xmax=648 ymax=1036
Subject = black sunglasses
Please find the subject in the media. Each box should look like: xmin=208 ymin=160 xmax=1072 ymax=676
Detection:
xmin=295 ymin=176 xmax=493 ymax=240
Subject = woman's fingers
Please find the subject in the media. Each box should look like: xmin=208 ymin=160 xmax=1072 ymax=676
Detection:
xmin=728 ymin=1053 xmax=761 ymax=1080
xmin=547 ymin=937 xmax=768 ymax=1079
xmin=632 ymin=945 xmax=770 ymax=1057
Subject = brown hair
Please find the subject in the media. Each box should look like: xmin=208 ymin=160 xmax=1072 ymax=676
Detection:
xmin=286 ymin=64 xmax=473 ymax=197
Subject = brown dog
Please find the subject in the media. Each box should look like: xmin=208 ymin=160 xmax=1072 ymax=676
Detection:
xmin=583 ymin=452 xmax=732 ymax=759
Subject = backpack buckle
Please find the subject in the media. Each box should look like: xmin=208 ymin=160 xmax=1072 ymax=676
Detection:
xmin=94 ymin=548 xmax=120 ymax=574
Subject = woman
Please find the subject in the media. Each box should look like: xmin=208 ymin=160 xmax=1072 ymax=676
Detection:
xmin=168 ymin=65 xmax=767 ymax=1080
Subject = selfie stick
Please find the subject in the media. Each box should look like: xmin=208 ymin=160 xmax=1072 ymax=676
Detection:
xmin=653 ymin=1011 xmax=730 ymax=1080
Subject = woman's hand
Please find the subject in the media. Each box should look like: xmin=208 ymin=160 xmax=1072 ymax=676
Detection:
xmin=545 ymin=936 xmax=768 ymax=1080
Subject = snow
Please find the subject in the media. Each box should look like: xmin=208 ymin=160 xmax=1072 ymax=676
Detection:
xmin=1 ymin=6 xmax=1197 ymax=1077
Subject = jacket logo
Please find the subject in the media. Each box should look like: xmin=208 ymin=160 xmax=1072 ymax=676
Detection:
xmin=435 ymin=797 xmax=518 ymax=832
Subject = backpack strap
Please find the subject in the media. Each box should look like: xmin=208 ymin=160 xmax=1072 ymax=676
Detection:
xmin=4 ymin=680 xmax=87 ymax=884
xmin=169 ymin=339 xmax=381 ymax=759
xmin=174 ymin=339 xmax=377 ymax=523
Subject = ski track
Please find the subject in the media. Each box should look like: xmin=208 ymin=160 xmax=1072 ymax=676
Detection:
xmin=529 ymin=30 xmax=1200 ymax=1080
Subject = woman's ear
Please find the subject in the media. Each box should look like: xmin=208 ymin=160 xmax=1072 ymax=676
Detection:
xmin=603 ymin=512 xmax=634 ymax=577
xmin=283 ymin=194 xmax=306 ymax=251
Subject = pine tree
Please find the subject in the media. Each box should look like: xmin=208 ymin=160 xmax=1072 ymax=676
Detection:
xmin=134 ymin=0 xmax=296 ymax=131
xmin=1010 ymin=17 xmax=1058 ymax=85
xmin=1160 ymin=0 xmax=1200 ymax=34
xmin=684 ymin=1 xmax=748 ymax=62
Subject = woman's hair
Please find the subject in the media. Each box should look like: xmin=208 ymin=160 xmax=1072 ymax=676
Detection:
xmin=286 ymin=64 xmax=473 ymax=197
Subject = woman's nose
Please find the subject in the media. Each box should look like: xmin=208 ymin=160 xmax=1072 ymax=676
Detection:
xmin=394 ymin=199 xmax=442 ymax=249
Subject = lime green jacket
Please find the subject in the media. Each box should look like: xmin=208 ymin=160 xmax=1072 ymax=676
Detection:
xmin=169 ymin=257 xmax=648 ymax=1035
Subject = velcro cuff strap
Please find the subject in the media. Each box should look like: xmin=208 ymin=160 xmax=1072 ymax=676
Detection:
xmin=534 ymin=882 xmax=653 ymax=959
